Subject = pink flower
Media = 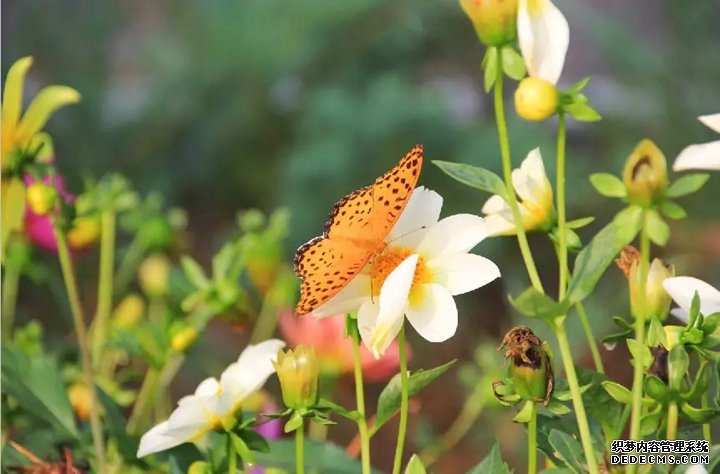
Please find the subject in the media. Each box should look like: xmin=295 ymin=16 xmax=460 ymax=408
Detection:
xmin=278 ymin=309 xmax=407 ymax=383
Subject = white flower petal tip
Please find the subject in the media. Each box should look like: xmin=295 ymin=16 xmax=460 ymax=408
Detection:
xmin=518 ymin=0 xmax=569 ymax=84
xmin=663 ymin=276 xmax=720 ymax=318
xmin=673 ymin=141 xmax=720 ymax=172
xmin=428 ymin=254 xmax=500 ymax=296
xmin=418 ymin=214 xmax=489 ymax=256
xmin=137 ymin=422 xmax=183 ymax=458
xmin=699 ymin=113 xmax=720 ymax=133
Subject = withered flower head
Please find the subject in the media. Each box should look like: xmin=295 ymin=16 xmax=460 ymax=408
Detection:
xmin=498 ymin=326 xmax=554 ymax=404
xmin=615 ymin=245 xmax=641 ymax=278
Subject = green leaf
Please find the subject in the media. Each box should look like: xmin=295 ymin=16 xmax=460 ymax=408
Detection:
xmin=601 ymin=381 xmax=633 ymax=404
xmin=509 ymin=287 xmax=572 ymax=322
xmin=566 ymin=77 xmax=591 ymax=94
xmin=666 ymin=173 xmax=710 ymax=198
xmin=564 ymin=102 xmax=602 ymax=122
xmin=315 ymin=399 xmax=360 ymax=421
xmin=660 ymin=200 xmax=687 ymax=220
xmin=181 ymin=256 xmax=209 ymax=288
xmin=404 ymin=454 xmax=427 ymax=474
xmin=548 ymin=430 xmax=585 ymax=473
xmin=0 ymin=347 xmax=78 ymax=438
xmin=239 ymin=429 xmax=270 ymax=454
xmin=567 ymin=206 xmax=642 ymax=303
xmin=627 ymin=338 xmax=653 ymax=371
xmin=646 ymin=317 xmax=667 ymax=348
xmin=644 ymin=375 xmax=670 ymax=402
xmin=230 ymin=432 xmax=255 ymax=464
xmin=546 ymin=400 xmax=571 ymax=415
xmin=467 ymin=442 xmax=512 ymax=474
xmin=483 ymin=47 xmax=498 ymax=93
xmin=501 ymin=46 xmax=526 ymax=80
xmin=679 ymin=402 xmax=719 ymax=423
xmin=668 ymin=345 xmax=689 ymax=391
xmin=645 ymin=210 xmax=670 ymax=246
xmin=513 ymin=400 xmax=535 ymax=422
xmin=612 ymin=316 xmax=633 ymax=330
xmin=284 ymin=411 xmax=303 ymax=433
xmin=254 ymin=440 xmax=365 ymax=474
xmin=566 ymin=217 xmax=595 ymax=229
xmin=97 ymin=389 xmax=140 ymax=463
xmin=682 ymin=361 xmax=712 ymax=401
xmin=433 ymin=160 xmax=507 ymax=199
xmin=640 ymin=407 xmax=662 ymax=436
xmin=589 ymin=173 xmax=626 ymax=198
xmin=374 ymin=360 xmax=456 ymax=432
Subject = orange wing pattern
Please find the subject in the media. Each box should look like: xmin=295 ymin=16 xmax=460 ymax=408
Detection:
xmin=294 ymin=145 xmax=424 ymax=315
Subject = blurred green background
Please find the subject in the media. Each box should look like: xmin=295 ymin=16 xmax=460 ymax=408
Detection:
xmin=4 ymin=0 xmax=720 ymax=471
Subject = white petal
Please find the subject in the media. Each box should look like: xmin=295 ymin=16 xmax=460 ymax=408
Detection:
xmin=484 ymin=213 xmax=518 ymax=236
xmin=194 ymin=377 xmax=220 ymax=397
xmin=166 ymin=397 xmax=216 ymax=433
xmin=417 ymin=214 xmax=489 ymax=257
xmin=357 ymin=299 xmax=380 ymax=348
xmin=518 ymin=0 xmax=569 ymax=84
xmin=357 ymin=299 xmax=404 ymax=358
xmin=222 ymin=339 xmax=286 ymax=402
xmin=685 ymin=464 xmax=709 ymax=474
xmin=427 ymin=253 xmax=500 ymax=295
xmin=663 ymin=276 xmax=720 ymax=316
xmin=482 ymin=194 xmax=510 ymax=214
xmin=312 ymin=274 xmax=371 ymax=317
xmin=699 ymin=113 xmax=720 ymax=134
xmin=512 ymin=148 xmax=545 ymax=202
xmin=673 ymin=141 xmax=720 ymax=172
xmin=670 ymin=307 xmax=689 ymax=324
xmin=137 ymin=421 xmax=186 ymax=457
xmin=388 ymin=186 xmax=443 ymax=247
xmin=406 ymin=284 xmax=458 ymax=342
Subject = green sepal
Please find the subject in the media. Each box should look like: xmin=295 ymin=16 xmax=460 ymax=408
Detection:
xmin=679 ymin=402 xmax=720 ymax=423
xmin=513 ymin=400 xmax=535 ymax=423
xmin=644 ymin=375 xmax=671 ymax=403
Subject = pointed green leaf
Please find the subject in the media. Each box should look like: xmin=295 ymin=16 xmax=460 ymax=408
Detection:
xmin=433 ymin=160 xmax=507 ymax=199
xmin=509 ymin=286 xmax=572 ymax=321
xmin=645 ymin=210 xmax=670 ymax=246
xmin=404 ymin=454 xmax=427 ymax=474
xmin=601 ymin=381 xmax=633 ymax=404
xmin=660 ymin=201 xmax=687 ymax=220
xmin=564 ymin=102 xmax=602 ymax=122
xmin=548 ymin=430 xmax=585 ymax=473
xmin=627 ymin=338 xmax=652 ymax=371
xmin=589 ymin=173 xmax=626 ymax=198
xmin=566 ymin=217 xmax=595 ymax=229
xmin=284 ymin=411 xmax=303 ymax=433
xmin=181 ymin=256 xmax=209 ymax=288
xmin=467 ymin=442 xmax=512 ymax=474
xmin=666 ymin=173 xmax=710 ymax=198
xmin=483 ymin=47 xmax=498 ymax=93
xmin=501 ymin=46 xmax=526 ymax=80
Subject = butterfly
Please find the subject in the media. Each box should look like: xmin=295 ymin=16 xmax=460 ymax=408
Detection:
xmin=294 ymin=145 xmax=424 ymax=316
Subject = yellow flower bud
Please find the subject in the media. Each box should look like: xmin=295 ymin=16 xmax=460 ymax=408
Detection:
xmin=514 ymin=77 xmax=558 ymax=121
xmin=620 ymin=246 xmax=674 ymax=321
xmin=273 ymin=345 xmax=320 ymax=409
xmin=112 ymin=293 xmax=145 ymax=329
xmin=138 ymin=254 xmax=170 ymax=297
xmin=622 ymin=139 xmax=668 ymax=207
xmin=459 ymin=0 xmax=518 ymax=46
xmin=663 ymin=325 xmax=683 ymax=350
xmin=187 ymin=461 xmax=211 ymax=474
xmin=498 ymin=326 xmax=553 ymax=404
xmin=26 ymin=182 xmax=56 ymax=216
xmin=171 ymin=326 xmax=198 ymax=353
xmin=67 ymin=214 xmax=101 ymax=249
xmin=68 ymin=383 xmax=92 ymax=421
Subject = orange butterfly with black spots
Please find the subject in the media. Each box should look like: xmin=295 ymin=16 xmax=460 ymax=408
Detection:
xmin=294 ymin=145 xmax=424 ymax=316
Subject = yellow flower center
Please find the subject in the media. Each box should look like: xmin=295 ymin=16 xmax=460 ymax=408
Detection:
xmin=369 ymin=247 xmax=430 ymax=299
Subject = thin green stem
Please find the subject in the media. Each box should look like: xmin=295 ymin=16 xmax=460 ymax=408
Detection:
xmin=666 ymin=401 xmax=678 ymax=440
xmin=114 ymin=234 xmax=145 ymax=295
xmin=92 ymin=209 xmax=116 ymax=369
xmin=228 ymin=434 xmax=237 ymax=474
xmin=54 ymin=227 xmax=107 ymax=472
xmin=296 ymin=420 xmax=305 ymax=474
xmin=629 ymin=216 xmax=651 ymax=441
xmin=351 ymin=324 xmax=371 ymax=474
xmin=701 ymin=392 xmax=712 ymax=442
xmin=528 ymin=402 xmax=538 ymax=474
xmin=1 ymin=257 xmax=21 ymax=342
xmin=493 ymin=47 xmax=544 ymax=293
xmin=575 ymin=303 xmax=605 ymax=374
xmin=556 ymin=114 xmax=568 ymax=299
xmin=392 ymin=326 xmax=410 ymax=474
xmin=555 ymin=323 xmax=599 ymax=474
xmin=127 ymin=368 xmax=160 ymax=434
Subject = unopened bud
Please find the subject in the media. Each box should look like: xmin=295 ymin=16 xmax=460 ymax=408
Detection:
xmin=514 ymin=77 xmax=558 ymax=121
xmin=187 ymin=461 xmax=211 ymax=474
xmin=67 ymin=214 xmax=101 ymax=249
xmin=68 ymin=383 xmax=92 ymax=421
xmin=498 ymin=326 xmax=553 ymax=404
xmin=26 ymin=182 xmax=56 ymax=216
xmin=622 ymin=139 xmax=668 ymax=207
xmin=459 ymin=0 xmax=519 ymax=46
xmin=619 ymin=247 xmax=674 ymax=321
xmin=273 ymin=345 xmax=320 ymax=409
xmin=138 ymin=254 xmax=170 ymax=297
xmin=112 ymin=294 xmax=145 ymax=329
xmin=171 ymin=326 xmax=198 ymax=353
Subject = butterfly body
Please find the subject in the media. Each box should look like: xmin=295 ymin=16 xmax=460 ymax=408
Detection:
xmin=294 ymin=145 xmax=424 ymax=316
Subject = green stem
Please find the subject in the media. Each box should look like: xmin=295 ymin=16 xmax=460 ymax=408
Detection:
xmin=556 ymin=114 xmax=568 ymax=298
xmin=114 ymin=234 xmax=145 ymax=295
xmin=228 ymin=434 xmax=237 ymax=474
xmin=493 ymin=47 xmax=544 ymax=293
xmin=575 ymin=303 xmax=605 ymax=374
xmin=351 ymin=323 xmax=371 ymax=474
xmin=92 ymin=209 xmax=116 ymax=369
xmin=528 ymin=402 xmax=538 ymax=474
xmin=629 ymin=216 xmax=651 ymax=441
xmin=54 ymin=227 xmax=107 ymax=472
xmin=701 ymin=392 xmax=712 ymax=442
xmin=555 ymin=323 xmax=599 ymax=474
xmin=392 ymin=326 xmax=410 ymax=474
xmin=296 ymin=420 xmax=305 ymax=474
xmin=127 ymin=368 xmax=160 ymax=434
xmin=666 ymin=401 xmax=678 ymax=440
xmin=1 ymin=256 xmax=21 ymax=342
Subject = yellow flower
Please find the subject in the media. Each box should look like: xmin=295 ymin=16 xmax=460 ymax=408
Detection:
xmin=67 ymin=214 xmax=102 ymax=249
xmin=273 ymin=345 xmax=320 ymax=409
xmin=459 ymin=0 xmax=518 ymax=46
xmin=514 ymin=77 xmax=558 ymax=121
xmin=25 ymin=182 xmax=57 ymax=216
xmin=68 ymin=383 xmax=92 ymax=422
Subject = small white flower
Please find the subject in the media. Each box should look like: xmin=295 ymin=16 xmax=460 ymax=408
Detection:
xmin=685 ymin=464 xmax=708 ymax=474
xmin=481 ymin=148 xmax=555 ymax=236
xmin=673 ymin=113 xmax=720 ymax=171
xmin=137 ymin=339 xmax=285 ymax=458
xmin=517 ymin=0 xmax=569 ymax=84
xmin=662 ymin=276 xmax=720 ymax=323
xmin=313 ymin=187 xmax=500 ymax=357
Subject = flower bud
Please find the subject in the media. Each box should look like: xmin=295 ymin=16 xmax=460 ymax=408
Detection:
xmin=67 ymin=214 xmax=101 ymax=249
xmin=67 ymin=383 xmax=92 ymax=421
xmin=138 ymin=254 xmax=170 ymax=297
xmin=25 ymin=182 xmax=56 ymax=216
xmin=663 ymin=325 xmax=683 ymax=350
xmin=498 ymin=326 xmax=553 ymax=404
xmin=273 ymin=345 xmax=320 ymax=410
xmin=459 ymin=0 xmax=518 ymax=46
xmin=112 ymin=293 xmax=145 ymax=330
xmin=622 ymin=139 xmax=668 ymax=207
xmin=514 ymin=77 xmax=558 ymax=121
xmin=618 ymin=247 xmax=674 ymax=321
xmin=187 ymin=461 xmax=211 ymax=474
xmin=171 ymin=326 xmax=198 ymax=353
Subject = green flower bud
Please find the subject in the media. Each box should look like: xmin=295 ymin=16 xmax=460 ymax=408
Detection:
xmin=138 ymin=254 xmax=170 ymax=297
xmin=171 ymin=326 xmax=199 ymax=353
xmin=112 ymin=293 xmax=145 ymax=329
xmin=273 ymin=345 xmax=319 ymax=410
xmin=459 ymin=0 xmax=518 ymax=46
xmin=514 ymin=77 xmax=558 ymax=121
xmin=622 ymin=139 xmax=668 ymax=207
xmin=618 ymin=246 xmax=674 ymax=321
xmin=499 ymin=326 xmax=553 ymax=404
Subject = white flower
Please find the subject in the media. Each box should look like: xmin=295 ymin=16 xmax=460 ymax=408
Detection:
xmin=481 ymin=148 xmax=555 ymax=236
xmin=673 ymin=114 xmax=720 ymax=171
xmin=313 ymin=187 xmax=500 ymax=357
xmin=662 ymin=276 xmax=720 ymax=323
xmin=517 ymin=0 xmax=569 ymax=84
xmin=137 ymin=339 xmax=285 ymax=458
xmin=685 ymin=465 xmax=708 ymax=474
